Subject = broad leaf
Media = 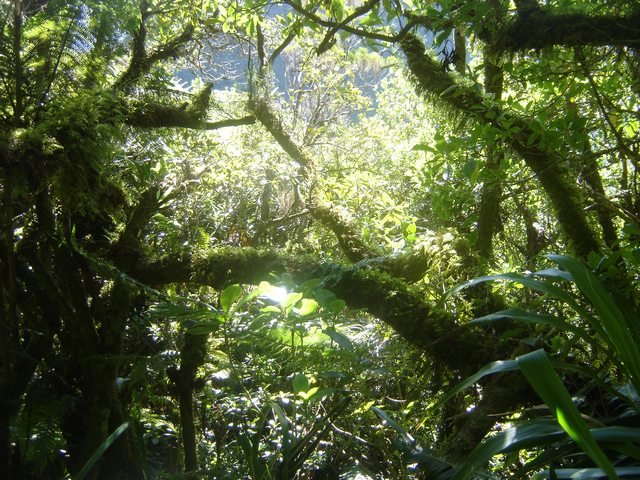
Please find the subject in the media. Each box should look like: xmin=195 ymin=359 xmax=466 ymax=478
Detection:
xmin=220 ymin=284 xmax=243 ymax=313
xmin=292 ymin=373 xmax=310 ymax=393
xmin=323 ymin=328 xmax=354 ymax=351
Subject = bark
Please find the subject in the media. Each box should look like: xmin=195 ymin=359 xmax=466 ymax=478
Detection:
xmin=401 ymin=34 xmax=601 ymax=258
xmin=475 ymin=58 xmax=504 ymax=265
xmin=132 ymin=249 xmax=504 ymax=375
xmin=0 ymin=153 xmax=16 ymax=477
xmin=170 ymin=333 xmax=208 ymax=472
xmin=486 ymin=8 xmax=640 ymax=52
xmin=453 ymin=28 xmax=466 ymax=75
xmin=578 ymin=143 xmax=618 ymax=247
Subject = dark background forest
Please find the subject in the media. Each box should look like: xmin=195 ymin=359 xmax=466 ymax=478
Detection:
xmin=2 ymin=0 xmax=640 ymax=478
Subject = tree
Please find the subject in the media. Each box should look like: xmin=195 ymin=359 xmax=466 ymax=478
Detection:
xmin=1 ymin=0 xmax=639 ymax=478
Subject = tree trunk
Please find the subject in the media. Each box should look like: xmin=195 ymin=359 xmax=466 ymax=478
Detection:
xmin=169 ymin=332 xmax=208 ymax=473
xmin=475 ymin=58 xmax=504 ymax=265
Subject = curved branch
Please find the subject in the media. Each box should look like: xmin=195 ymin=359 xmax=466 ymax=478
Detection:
xmin=129 ymin=246 xmax=537 ymax=454
xmin=114 ymin=2 xmax=195 ymax=90
xmin=401 ymin=34 xmax=600 ymax=258
xmin=252 ymin=98 xmax=378 ymax=262
xmin=131 ymin=247 xmax=501 ymax=371
xmin=125 ymin=85 xmax=256 ymax=130
xmin=487 ymin=8 xmax=640 ymax=51
xmin=283 ymin=0 xmax=416 ymax=44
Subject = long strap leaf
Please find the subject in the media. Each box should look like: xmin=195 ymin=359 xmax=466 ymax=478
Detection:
xmin=517 ymin=350 xmax=619 ymax=480
xmin=74 ymin=422 xmax=129 ymax=480
xmin=549 ymin=255 xmax=640 ymax=394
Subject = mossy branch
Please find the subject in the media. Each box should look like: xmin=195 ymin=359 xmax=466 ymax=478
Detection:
xmin=125 ymin=85 xmax=256 ymax=130
xmin=114 ymin=1 xmax=195 ymax=90
xmin=131 ymin=247 xmax=502 ymax=374
xmin=252 ymin=99 xmax=378 ymax=262
xmin=485 ymin=8 xmax=640 ymax=51
xmin=401 ymin=34 xmax=600 ymax=258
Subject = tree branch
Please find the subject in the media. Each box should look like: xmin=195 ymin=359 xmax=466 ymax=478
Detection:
xmin=125 ymin=84 xmax=256 ymax=130
xmin=401 ymin=34 xmax=600 ymax=258
xmin=126 ymin=104 xmax=255 ymax=130
xmin=283 ymin=0 xmax=416 ymax=44
xmin=128 ymin=246 xmax=534 ymax=453
xmin=114 ymin=1 xmax=195 ymax=89
xmin=252 ymin=98 xmax=378 ymax=262
xmin=487 ymin=8 xmax=640 ymax=51
xmin=131 ymin=247 xmax=501 ymax=372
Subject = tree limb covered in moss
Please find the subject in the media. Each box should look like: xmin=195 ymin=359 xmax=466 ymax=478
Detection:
xmin=131 ymin=247 xmax=502 ymax=374
xmin=125 ymin=84 xmax=256 ymax=130
xmin=114 ymin=0 xmax=195 ymax=89
xmin=401 ymin=34 xmax=600 ymax=258
xmin=486 ymin=7 xmax=640 ymax=51
xmin=252 ymin=98 xmax=378 ymax=262
xmin=129 ymin=246 xmax=535 ymax=453
xmin=126 ymin=104 xmax=255 ymax=130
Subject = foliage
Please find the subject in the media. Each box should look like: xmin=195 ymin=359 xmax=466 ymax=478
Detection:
xmin=2 ymin=0 xmax=640 ymax=479
xmin=439 ymin=252 xmax=640 ymax=478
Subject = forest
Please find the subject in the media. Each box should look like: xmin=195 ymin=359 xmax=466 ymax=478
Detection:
xmin=1 ymin=0 xmax=640 ymax=478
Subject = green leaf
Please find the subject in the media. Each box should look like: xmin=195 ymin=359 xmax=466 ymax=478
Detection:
xmin=453 ymin=419 xmax=566 ymax=480
xmin=531 ymin=467 xmax=640 ymax=479
xmin=549 ymin=255 xmax=640 ymax=393
xmin=261 ymin=305 xmax=281 ymax=313
xmin=469 ymin=309 xmax=593 ymax=346
xmin=271 ymin=402 xmax=290 ymax=436
xmin=330 ymin=0 xmax=345 ymax=20
xmin=442 ymin=272 xmax=584 ymax=315
xmin=185 ymin=319 xmax=221 ymax=335
xmin=292 ymin=373 xmax=310 ymax=393
xmin=150 ymin=302 xmax=219 ymax=321
xmin=75 ymin=422 xmax=129 ymax=480
xmin=462 ymin=158 xmax=477 ymax=179
xmin=371 ymin=407 xmax=414 ymax=444
xmin=299 ymin=386 xmax=319 ymax=400
xmin=323 ymin=328 xmax=354 ymax=351
xmin=315 ymin=288 xmax=337 ymax=309
xmin=238 ymin=434 xmax=266 ymax=479
xmin=329 ymin=298 xmax=346 ymax=314
xmin=432 ymin=359 xmax=518 ymax=412
xmin=306 ymin=387 xmax=336 ymax=403
xmin=411 ymin=143 xmax=434 ymax=152
xmin=220 ymin=284 xmax=243 ymax=313
xmin=517 ymin=350 xmax=619 ymax=480
xmin=297 ymin=298 xmax=319 ymax=316
xmin=281 ymin=292 xmax=303 ymax=312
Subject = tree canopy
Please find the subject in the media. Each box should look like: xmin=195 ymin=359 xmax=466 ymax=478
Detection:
xmin=2 ymin=0 xmax=640 ymax=478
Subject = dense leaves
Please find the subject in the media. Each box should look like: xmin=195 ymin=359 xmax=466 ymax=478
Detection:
xmin=1 ymin=0 xmax=640 ymax=479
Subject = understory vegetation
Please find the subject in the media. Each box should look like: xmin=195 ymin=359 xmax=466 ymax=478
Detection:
xmin=1 ymin=0 xmax=640 ymax=478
